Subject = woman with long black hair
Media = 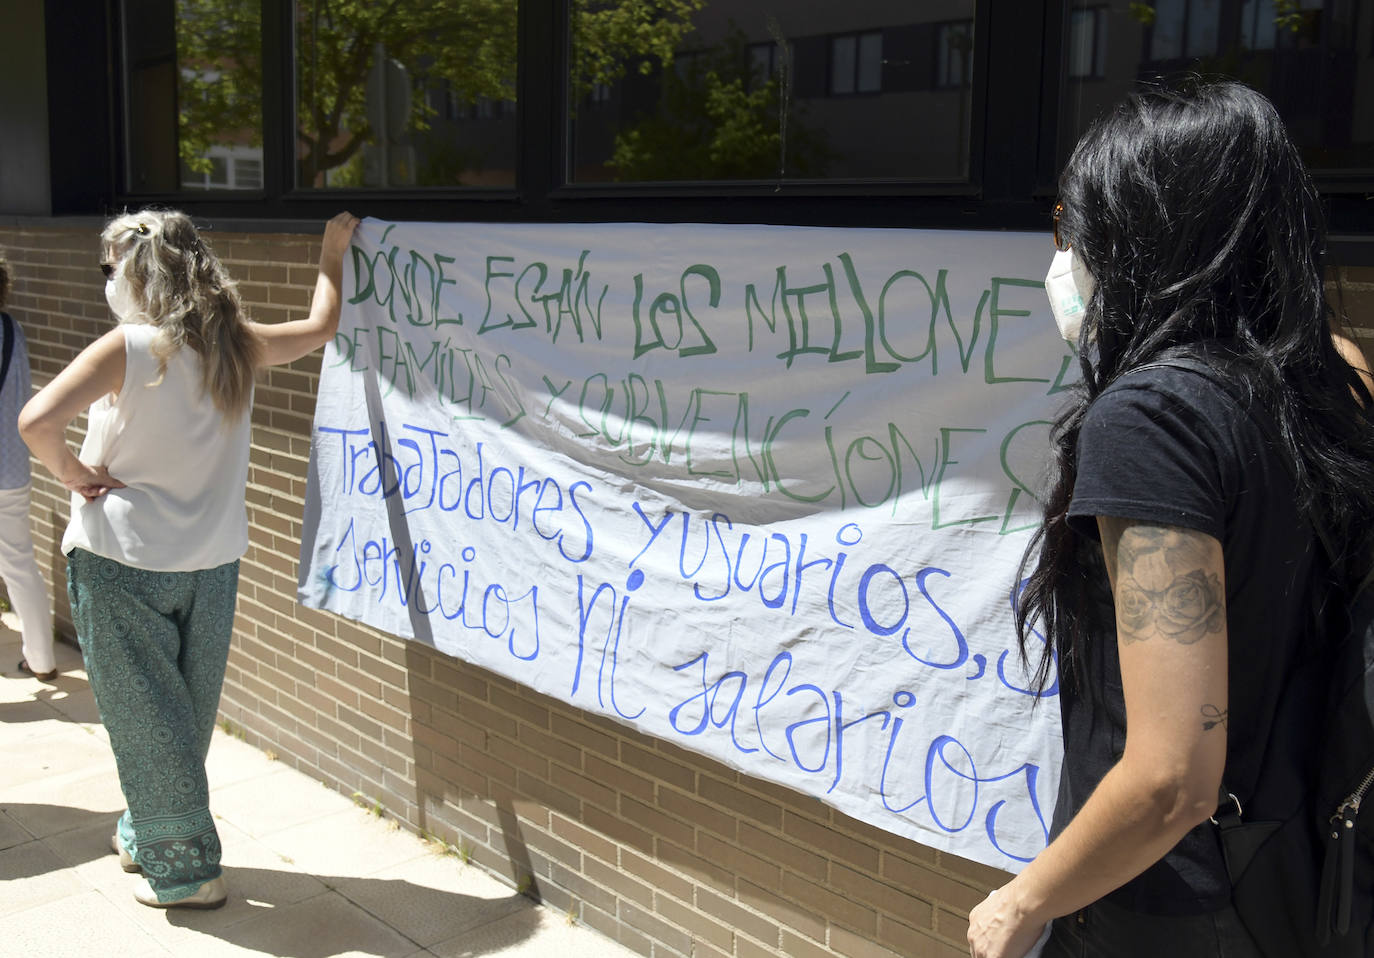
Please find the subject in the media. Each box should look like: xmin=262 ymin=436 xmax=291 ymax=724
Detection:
xmin=967 ymin=80 xmax=1374 ymax=957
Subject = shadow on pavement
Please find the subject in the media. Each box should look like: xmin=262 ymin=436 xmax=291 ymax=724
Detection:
xmin=2 ymin=804 xmax=537 ymax=958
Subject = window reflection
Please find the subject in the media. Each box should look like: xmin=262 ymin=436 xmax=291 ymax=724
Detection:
xmin=569 ymin=1 xmax=978 ymax=184
xmin=1186 ymin=0 xmax=1221 ymax=56
xmin=1068 ymin=8 xmax=1107 ymax=79
xmin=935 ymin=21 xmax=975 ymax=89
xmin=122 ymin=0 xmax=263 ymax=193
xmin=1240 ymin=0 xmax=1278 ymax=50
xmin=1060 ymin=0 xmax=1373 ymax=175
xmin=294 ymin=0 xmax=518 ymax=189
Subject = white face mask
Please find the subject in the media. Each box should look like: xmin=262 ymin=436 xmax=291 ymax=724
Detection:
xmin=104 ymin=263 xmax=142 ymax=323
xmin=1044 ymin=247 xmax=1096 ymax=344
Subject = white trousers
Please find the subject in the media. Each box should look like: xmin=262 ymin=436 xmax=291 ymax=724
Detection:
xmin=0 ymin=484 xmax=53 ymax=673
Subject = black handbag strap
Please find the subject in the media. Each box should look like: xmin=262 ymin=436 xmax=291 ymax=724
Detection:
xmin=0 ymin=312 xmax=13 ymax=392
xmin=1136 ymin=349 xmax=1342 ymax=568
xmin=1137 ymin=350 xmax=1339 ymax=810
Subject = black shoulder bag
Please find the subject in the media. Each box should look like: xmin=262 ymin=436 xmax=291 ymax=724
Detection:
xmin=0 ymin=312 xmax=14 ymax=391
xmin=1146 ymin=352 xmax=1374 ymax=958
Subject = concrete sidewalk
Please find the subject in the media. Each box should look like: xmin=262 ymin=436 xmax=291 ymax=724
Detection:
xmin=0 ymin=614 xmax=639 ymax=958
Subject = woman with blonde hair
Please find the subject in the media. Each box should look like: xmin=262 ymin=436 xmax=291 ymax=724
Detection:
xmin=20 ymin=208 xmax=358 ymax=909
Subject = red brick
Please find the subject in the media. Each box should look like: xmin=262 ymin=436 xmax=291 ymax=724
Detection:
xmin=584 ymin=753 xmax=654 ymax=802
xmin=932 ymin=907 xmax=970 ymax=946
xmin=583 ymin=805 xmax=653 ymax=856
xmin=828 ymin=924 xmax=904 ymax=958
xmin=779 ymin=930 xmax=832 ymax=958
xmin=653 ymin=894 xmax=736 ymax=952
xmin=886 ymin=856 xmax=986 ymax=914
xmin=620 ymin=847 xmax=695 ymax=902
xmin=830 ymin=860 xmax=934 ymax=924
xmin=738 ymin=821 xmax=827 ymax=881
xmin=555 ymin=713 xmax=620 ymax=759
xmin=656 ymin=838 xmax=733 ymax=893
xmin=583 ymin=855 xmax=654 ymax=908
xmin=738 ymin=878 xmax=831 ymax=942
xmin=621 ymin=741 xmax=695 ymax=791
xmin=780 ymin=871 xmax=878 ymax=936
xmin=550 ymin=812 xmax=619 ymax=864
xmin=696 ymin=831 xmax=781 ymax=889
xmin=697 ymin=886 xmax=781 ymax=946
xmin=698 ymin=774 xmax=782 ymax=830
xmin=782 ymin=809 xmax=880 ymax=873
xmin=620 ymin=796 xmax=695 ymax=850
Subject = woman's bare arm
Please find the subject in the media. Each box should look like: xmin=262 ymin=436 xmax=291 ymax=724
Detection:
xmin=968 ymin=519 xmax=1229 ymax=958
xmin=19 ymin=327 xmax=128 ymax=501
xmin=250 ymin=211 xmax=360 ymax=368
xmin=1332 ymin=327 xmax=1373 ymax=396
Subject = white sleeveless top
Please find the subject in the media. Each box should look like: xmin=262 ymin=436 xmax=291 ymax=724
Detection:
xmin=61 ymin=323 xmax=252 ymax=571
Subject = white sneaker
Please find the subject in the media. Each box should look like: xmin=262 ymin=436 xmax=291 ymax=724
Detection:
xmin=133 ymin=875 xmax=227 ymax=910
xmin=109 ymin=833 xmax=139 ymax=873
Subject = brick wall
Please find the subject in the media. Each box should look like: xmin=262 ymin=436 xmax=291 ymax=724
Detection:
xmin=8 ymin=221 xmax=1372 ymax=957
xmin=1 ymin=221 xmax=1009 ymax=958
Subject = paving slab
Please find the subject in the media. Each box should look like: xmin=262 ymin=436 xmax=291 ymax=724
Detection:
xmin=0 ymin=667 xmax=644 ymax=958
xmin=331 ymin=850 xmax=533 ymax=948
xmin=0 ymin=889 xmax=170 ymax=958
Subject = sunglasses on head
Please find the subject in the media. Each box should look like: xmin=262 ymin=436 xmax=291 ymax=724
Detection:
xmin=99 ymin=223 xmax=151 ymax=279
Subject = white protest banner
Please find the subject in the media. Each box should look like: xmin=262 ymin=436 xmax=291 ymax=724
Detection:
xmin=298 ymin=219 xmax=1072 ymax=871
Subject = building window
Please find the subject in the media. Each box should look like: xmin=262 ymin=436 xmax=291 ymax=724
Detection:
xmin=1068 ymin=7 xmax=1107 ymax=78
xmin=829 ymin=31 xmax=883 ymax=95
xmin=121 ymin=0 xmax=262 ymax=193
xmin=935 ymin=21 xmax=975 ymax=89
xmin=747 ymin=39 xmax=792 ymax=92
xmin=83 ymin=0 xmax=1371 ymax=244
xmin=234 ymin=157 xmax=263 ymax=190
xmin=294 ymin=0 xmax=519 ymax=189
xmin=1240 ymin=0 xmax=1279 ymax=50
xmin=176 ymin=148 xmax=264 ymax=192
xmin=1148 ymin=0 xmax=1221 ymax=60
xmin=567 ymin=6 xmax=980 ymax=184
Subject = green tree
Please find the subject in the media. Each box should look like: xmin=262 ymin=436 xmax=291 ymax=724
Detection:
xmin=296 ymin=0 xmax=703 ymax=185
xmin=172 ymin=0 xmax=704 ymax=186
xmin=176 ymin=0 xmax=262 ymax=176
xmin=571 ymin=0 xmax=704 ymax=99
xmin=1128 ymin=1 xmax=1314 ymax=37
xmin=607 ymin=30 xmax=831 ymax=181
xmin=295 ymin=0 xmax=518 ymax=185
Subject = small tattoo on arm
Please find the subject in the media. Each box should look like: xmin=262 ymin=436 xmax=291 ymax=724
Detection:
xmin=1201 ymin=704 xmax=1229 ymax=732
xmin=1103 ymin=523 xmax=1225 ymax=645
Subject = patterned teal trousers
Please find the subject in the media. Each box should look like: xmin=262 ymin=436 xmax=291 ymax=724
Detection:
xmin=67 ymin=548 xmax=239 ymax=903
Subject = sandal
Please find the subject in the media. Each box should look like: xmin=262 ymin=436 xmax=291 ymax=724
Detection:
xmin=17 ymin=659 xmax=58 ymax=681
xmin=110 ymin=832 xmax=140 ymax=873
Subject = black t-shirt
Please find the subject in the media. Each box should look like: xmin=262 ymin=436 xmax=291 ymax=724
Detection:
xmin=1059 ymin=363 xmax=1320 ymax=915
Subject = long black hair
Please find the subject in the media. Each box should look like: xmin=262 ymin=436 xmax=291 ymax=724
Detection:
xmin=1016 ymin=78 xmax=1374 ymax=692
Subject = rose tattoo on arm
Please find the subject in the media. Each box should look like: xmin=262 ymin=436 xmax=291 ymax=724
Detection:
xmin=1100 ymin=521 xmax=1225 ymax=645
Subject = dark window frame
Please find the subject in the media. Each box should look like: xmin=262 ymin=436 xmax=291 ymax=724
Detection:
xmin=42 ymin=0 xmax=1374 ymax=263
